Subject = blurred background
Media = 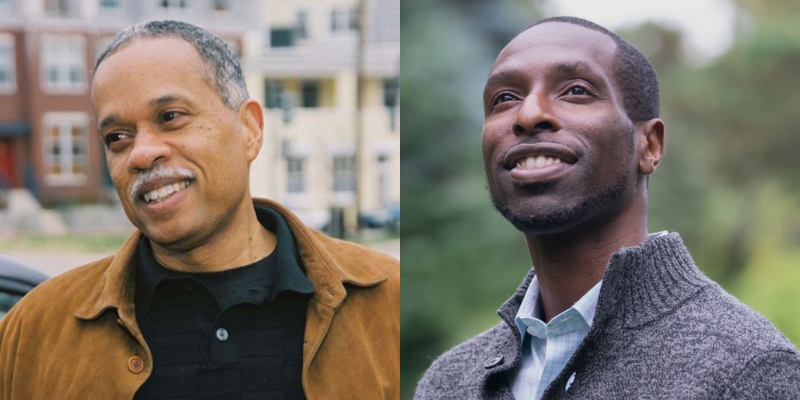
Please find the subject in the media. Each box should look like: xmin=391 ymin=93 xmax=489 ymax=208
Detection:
xmin=0 ymin=0 xmax=400 ymax=281
xmin=401 ymin=0 xmax=800 ymax=397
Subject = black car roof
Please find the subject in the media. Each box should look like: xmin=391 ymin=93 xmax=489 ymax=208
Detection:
xmin=0 ymin=254 xmax=49 ymax=295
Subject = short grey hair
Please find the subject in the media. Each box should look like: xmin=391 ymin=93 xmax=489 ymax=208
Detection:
xmin=94 ymin=20 xmax=249 ymax=110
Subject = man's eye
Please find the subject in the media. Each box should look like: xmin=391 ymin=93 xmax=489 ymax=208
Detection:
xmin=494 ymin=94 xmax=516 ymax=104
xmin=568 ymin=86 xmax=588 ymax=95
xmin=104 ymin=133 xmax=127 ymax=147
xmin=161 ymin=111 xmax=178 ymax=123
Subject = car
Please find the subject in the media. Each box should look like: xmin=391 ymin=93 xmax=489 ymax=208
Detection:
xmin=0 ymin=254 xmax=49 ymax=319
xmin=359 ymin=205 xmax=400 ymax=232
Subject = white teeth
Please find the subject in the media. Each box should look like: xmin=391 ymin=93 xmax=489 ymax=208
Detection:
xmin=142 ymin=180 xmax=190 ymax=203
xmin=517 ymin=156 xmax=563 ymax=170
xmin=526 ymin=158 xmax=535 ymax=168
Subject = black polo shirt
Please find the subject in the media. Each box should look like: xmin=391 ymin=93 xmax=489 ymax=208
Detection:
xmin=133 ymin=205 xmax=314 ymax=399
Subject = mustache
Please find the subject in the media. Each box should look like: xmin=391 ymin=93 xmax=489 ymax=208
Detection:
xmin=129 ymin=166 xmax=196 ymax=200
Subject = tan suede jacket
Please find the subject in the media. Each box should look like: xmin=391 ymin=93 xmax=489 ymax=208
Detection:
xmin=0 ymin=198 xmax=399 ymax=399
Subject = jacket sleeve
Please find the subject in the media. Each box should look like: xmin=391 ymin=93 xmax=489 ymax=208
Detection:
xmin=722 ymin=349 xmax=800 ymax=399
xmin=0 ymin=302 xmax=23 ymax=399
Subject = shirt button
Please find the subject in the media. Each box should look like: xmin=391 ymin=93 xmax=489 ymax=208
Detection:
xmin=216 ymin=328 xmax=229 ymax=341
xmin=185 ymin=282 xmax=195 ymax=293
xmin=483 ymin=354 xmax=504 ymax=369
xmin=128 ymin=356 xmax=144 ymax=373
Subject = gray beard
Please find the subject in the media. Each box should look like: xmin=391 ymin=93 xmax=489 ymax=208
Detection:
xmin=491 ymin=170 xmax=629 ymax=235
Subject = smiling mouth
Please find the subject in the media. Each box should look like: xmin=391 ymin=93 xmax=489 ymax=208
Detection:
xmin=142 ymin=181 xmax=191 ymax=203
xmin=516 ymin=156 xmax=564 ymax=170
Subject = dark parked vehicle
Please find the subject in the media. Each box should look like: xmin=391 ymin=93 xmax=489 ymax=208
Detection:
xmin=0 ymin=254 xmax=48 ymax=319
xmin=359 ymin=205 xmax=400 ymax=233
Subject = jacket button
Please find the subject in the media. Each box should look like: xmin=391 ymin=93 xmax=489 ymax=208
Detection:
xmin=216 ymin=328 xmax=229 ymax=342
xmin=128 ymin=356 xmax=144 ymax=373
xmin=484 ymin=354 xmax=504 ymax=369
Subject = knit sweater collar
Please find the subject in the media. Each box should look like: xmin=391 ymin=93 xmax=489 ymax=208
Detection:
xmin=490 ymin=233 xmax=714 ymax=379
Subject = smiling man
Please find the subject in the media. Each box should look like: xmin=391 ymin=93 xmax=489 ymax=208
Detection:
xmin=0 ymin=21 xmax=399 ymax=399
xmin=414 ymin=16 xmax=800 ymax=400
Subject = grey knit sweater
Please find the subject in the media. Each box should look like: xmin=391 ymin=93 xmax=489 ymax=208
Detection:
xmin=414 ymin=233 xmax=800 ymax=399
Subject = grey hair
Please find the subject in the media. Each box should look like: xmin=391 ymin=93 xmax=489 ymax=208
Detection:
xmin=94 ymin=20 xmax=249 ymax=110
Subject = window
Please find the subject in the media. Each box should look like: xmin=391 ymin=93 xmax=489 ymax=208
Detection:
xmin=264 ymin=80 xmax=284 ymax=109
xmin=384 ymin=77 xmax=399 ymax=130
xmin=383 ymin=78 xmax=399 ymax=108
xmin=270 ymin=28 xmax=295 ymax=48
xmin=99 ymin=0 xmax=124 ymax=15
xmin=211 ymin=0 xmax=229 ymax=12
xmin=100 ymin=0 xmax=121 ymax=9
xmin=41 ymin=35 xmax=86 ymax=93
xmin=296 ymin=10 xmax=308 ymax=40
xmin=377 ymin=154 xmax=391 ymax=207
xmin=348 ymin=6 xmax=359 ymax=30
xmin=44 ymin=0 xmax=70 ymax=17
xmin=0 ymin=35 xmax=16 ymax=93
xmin=42 ymin=113 xmax=89 ymax=186
xmin=286 ymin=156 xmax=306 ymax=194
xmin=333 ymin=156 xmax=356 ymax=192
xmin=301 ymin=81 xmax=320 ymax=108
xmin=159 ymin=0 xmax=187 ymax=10
xmin=331 ymin=7 xmax=358 ymax=32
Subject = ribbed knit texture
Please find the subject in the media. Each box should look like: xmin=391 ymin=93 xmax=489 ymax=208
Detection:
xmin=414 ymin=233 xmax=800 ymax=399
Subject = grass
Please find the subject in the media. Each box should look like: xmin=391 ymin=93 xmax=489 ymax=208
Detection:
xmin=0 ymin=233 xmax=130 ymax=253
xmin=0 ymin=228 xmax=399 ymax=254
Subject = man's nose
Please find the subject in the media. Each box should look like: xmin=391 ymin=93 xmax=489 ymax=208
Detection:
xmin=126 ymin=128 xmax=171 ymax=172
xmin=513 ymin=93 xmax=561 ymax=136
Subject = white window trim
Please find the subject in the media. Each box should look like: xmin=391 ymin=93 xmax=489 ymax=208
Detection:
xmin=286 ymin=155 xmax=306 ymax=194
xmin=332 ymin=154 xmax=356 ymax=194
xmin=0 ymin=34 xmax=16 ymax=94
xmin=42 ymin=112 xmax=89 ymax=187
xmin=40 ymin=34 xmax=87 ymax=95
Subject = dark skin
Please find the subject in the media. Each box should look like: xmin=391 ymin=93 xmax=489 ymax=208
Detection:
xmin=482 ymin=22 xmax=665 ymax=322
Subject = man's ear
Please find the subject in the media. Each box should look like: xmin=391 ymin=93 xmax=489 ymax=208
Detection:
xmin=239 ymin=99 xmax=264 ymax=163
xmin=637 ymin=118 xmax=665 ymax=175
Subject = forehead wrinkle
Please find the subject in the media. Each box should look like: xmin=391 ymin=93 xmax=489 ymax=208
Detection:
xmin=150 ymin=94 xmax=194 ymax=107
xmin=556 ymin=61 xmax=592 ymax=74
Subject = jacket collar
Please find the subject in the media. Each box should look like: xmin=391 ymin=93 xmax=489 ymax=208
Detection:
xmin=497 ymin=232 xmax=712 ymax=332
xmin=486 ymin=232 xmax=715 ymax=393
xmin=593 ymin=232 xmax=713 ymax=329
xmin=73 ymin=198 xmax=388 ymax=322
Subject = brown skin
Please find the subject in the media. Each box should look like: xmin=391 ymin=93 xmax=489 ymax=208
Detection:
xmin=92 ymin=37 xmax=274 ymax=273
xmin=483 ymin=23 xmax=665 ymax=321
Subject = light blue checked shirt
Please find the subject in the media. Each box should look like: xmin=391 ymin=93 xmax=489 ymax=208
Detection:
xmin=509 ymin=276 xmax=603 ymax=399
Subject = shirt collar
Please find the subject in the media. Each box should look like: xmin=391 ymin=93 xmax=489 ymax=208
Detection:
xmin=514 ymin=275 xmax=603 ymax=342
xmin=135 ymin=204 xmax=314 ymax=316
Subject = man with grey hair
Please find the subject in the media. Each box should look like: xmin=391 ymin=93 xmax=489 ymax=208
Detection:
xmin=0 ymin=20 xmax=399 ymax=399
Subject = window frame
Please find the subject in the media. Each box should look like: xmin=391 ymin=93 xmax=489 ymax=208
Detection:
xmin=40 ymin=34 xmax=87 ymax=94
xmin=42 ymin=112 xmax=90 ymax=187
xmin=286 ymin=156 xmax=306 ymax=194
xmin=0 ymin=34 xmax=16 ymax=94
xmin=332 ymin=155 xmax=356 ymax=193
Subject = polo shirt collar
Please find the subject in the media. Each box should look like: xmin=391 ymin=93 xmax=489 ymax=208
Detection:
xmin=73 ymin=198 xmax=389 ymax=323
xmin=134 ymin=204 xmax=314 ymax=316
